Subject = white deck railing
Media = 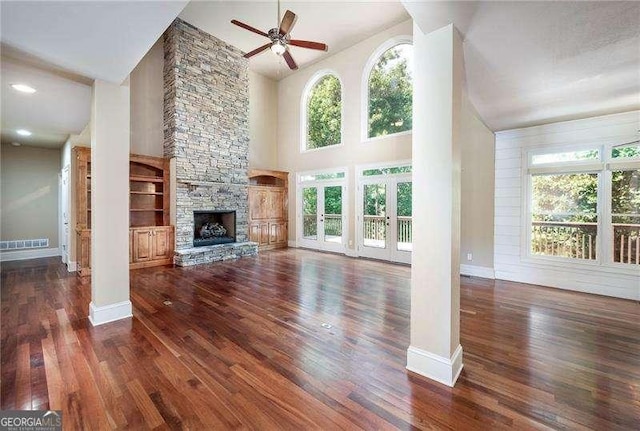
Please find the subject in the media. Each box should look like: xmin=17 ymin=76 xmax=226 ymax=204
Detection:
xmin=532 ymin=221 xmax=639 ymax=264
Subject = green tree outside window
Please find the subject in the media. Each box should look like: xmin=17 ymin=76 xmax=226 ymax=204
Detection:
xmin=307 ymin=75 xmax=341 ymax=150
xmin=368 ymin=44 xmax=413 ymax=138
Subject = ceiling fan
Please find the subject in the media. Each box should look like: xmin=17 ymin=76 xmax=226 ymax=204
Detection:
xmin=231 ymin=2 xmax=328 ymax=70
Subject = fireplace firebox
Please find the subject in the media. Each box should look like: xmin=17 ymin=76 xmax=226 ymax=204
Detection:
xmin=193 ymin=210 xmax=236 ymax=247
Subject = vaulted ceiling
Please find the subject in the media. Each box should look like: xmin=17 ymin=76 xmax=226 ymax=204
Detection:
xmin=0 ymin=0 xmax=638 ymax=147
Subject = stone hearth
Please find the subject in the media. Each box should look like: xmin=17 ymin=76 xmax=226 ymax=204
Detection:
xmin=163 ymin=19 xmax=258 ymax=266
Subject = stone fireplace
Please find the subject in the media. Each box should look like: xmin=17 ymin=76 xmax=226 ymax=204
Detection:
xmin=193 ymin=210 xmax=236 ymax=247
xmin=163 ymin=19 xmax=258 ymax=266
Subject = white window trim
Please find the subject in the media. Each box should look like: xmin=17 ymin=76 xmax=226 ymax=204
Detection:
xmin=295 ymin=167 xmax=349 ymax=253
xmin=300 ymin=69 xmax=345 ymax=153
xmin=361 ymin=36 xmax=413 ymax=143
xmin=521 ymin=143 xmax=640 ymax=274
xmin=356 ymin=159 xmax=412 ymax=179
xmin=297 ymin=166 xmax=348 ymax=184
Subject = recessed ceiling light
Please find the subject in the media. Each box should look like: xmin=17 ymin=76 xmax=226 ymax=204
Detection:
xmin=11 ymin=142 xmax=21 ymax=147
xmin=16 ymin=129 xmax=32 ymax=136
xmin=11 ymin=84 xmax=36 ymax=94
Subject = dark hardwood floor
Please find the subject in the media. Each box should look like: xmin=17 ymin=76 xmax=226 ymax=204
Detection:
xmin=1 ymin=249 xmax=639 ymax=430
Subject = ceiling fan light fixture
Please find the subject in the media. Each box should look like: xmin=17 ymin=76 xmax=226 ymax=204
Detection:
xmin=271 ymin=41 xmax=286 ymax=56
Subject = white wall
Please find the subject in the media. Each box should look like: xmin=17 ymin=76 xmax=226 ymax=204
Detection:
xmin=249 ymin=71 xmax=278 ymax=169
xmin=494 ymin=110 xmax=640 ymax=300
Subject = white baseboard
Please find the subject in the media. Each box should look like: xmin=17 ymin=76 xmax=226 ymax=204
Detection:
xmin=89 ymin=300 xmax=133 ymax=326
xmin=67 ymin=261 xmax=78 ymax=272
xmin=0 ymin=247 xmax=61 ymax=262
xmin=287 ymin=240 xmax=297 ymax=248
xmin=406 ymin=344 xmax=463 ymax=387
xmin=460 ymin=264 xmax=495 ymax=279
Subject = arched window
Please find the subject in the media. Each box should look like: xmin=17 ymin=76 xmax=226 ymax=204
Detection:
xmin=302 ymin=72 xmax=342 ymax=151
xmin=364 ymin=39 xmax=413 ymax=139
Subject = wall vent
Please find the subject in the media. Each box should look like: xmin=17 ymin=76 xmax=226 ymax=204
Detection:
xmin=0 ymin=238 xmax=49 ymax=250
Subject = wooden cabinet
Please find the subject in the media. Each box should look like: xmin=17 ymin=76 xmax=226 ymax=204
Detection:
xmin=248 ymin=170 xmax=289 ymax=250
xmin=73 ymin=147 xmax=174 ymax=276
xmin=76 ymin=229 xmax=91 ymax=277
xmin=130 ymin=226 xmax=174 ymax=269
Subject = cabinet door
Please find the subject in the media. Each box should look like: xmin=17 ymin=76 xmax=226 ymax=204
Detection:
xmin=269 ymin=222 xmax=287 ymax=245
xmin=267 ymin=189 xmax=285 ymax=220
xmin=77 ymin=230 xmax=91 ymax=273
xmin=132 ymin=229 xmax=153 ymax=262
xmin=250 ymin=189 xmax=269 ymax=220
xmin=249 ymin=223 xmax=261 ymax=243
xmin=152 ymin=227 xmax=172 ymax=260
xmin=259 ymin=223 xmax=270 ymax=246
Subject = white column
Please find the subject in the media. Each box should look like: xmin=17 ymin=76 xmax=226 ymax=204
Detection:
xmin=89 ymin=79 xmax=131 ymax=326
xmin=406 ymin=23 xmax=464 ymax=387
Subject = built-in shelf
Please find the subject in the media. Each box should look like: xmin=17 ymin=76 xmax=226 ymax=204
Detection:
xmin=130 ymin=175 xmax=164 ymax=183
xmin=73 ymin=147 xmax=173 ymax=276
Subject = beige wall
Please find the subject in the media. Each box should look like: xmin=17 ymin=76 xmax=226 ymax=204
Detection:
xmin=275 ymin=19 xmax=495 ymax=267
xmin=249 ymin=71 xmax=278 ymax=169
xmin=460 ymin=94 xmax=495 ymax=269
xmin=1 ymin=144 xmax=61 ymax=249
xmin=130 ymin=39 xmax=164 ymax=157
xmin=277 ymin=20 xmax=414 ymax=252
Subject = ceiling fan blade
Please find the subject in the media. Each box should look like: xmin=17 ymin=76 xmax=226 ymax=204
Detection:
xmin=231 ymin=19 xmax=269 ymax=38
xmin=283 ymin=50 xmax=298 ymax=70
xmin=279 ymin=10 xmax=297 ymax=35
xmin=289 ymin=40 xmax=328 ymax=52
xmin=244 ymin=43 xmax=271 ymax=59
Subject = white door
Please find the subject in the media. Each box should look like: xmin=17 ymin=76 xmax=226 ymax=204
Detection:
xmin=298 ymin=182 xmax=347 ymax=253
xmin=357 ymin=174 xmax=412 ymax=263
xmin=60 ymin=166 xmax=70 ymax=264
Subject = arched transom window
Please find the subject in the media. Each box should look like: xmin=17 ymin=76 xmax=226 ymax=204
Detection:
xmin=367 ymin=43 xmax=413 ymax=139
xmin=304 ymin=73 xmax=342 ymax=150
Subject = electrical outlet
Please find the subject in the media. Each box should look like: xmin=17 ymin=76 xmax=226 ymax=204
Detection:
xmin=348 ymin=240 xmax=353 ymax=246
xmin=466 ymin=253 xmax=473 ymax=261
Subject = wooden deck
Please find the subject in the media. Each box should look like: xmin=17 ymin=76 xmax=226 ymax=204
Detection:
xmin=1 ymin=249 xmax=639 ymax=430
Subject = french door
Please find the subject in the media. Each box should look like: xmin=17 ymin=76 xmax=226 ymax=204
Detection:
xmin=298 ymin=181 xmax=346 ymax=253
xmin=357 ymin=174 xmax=412 ymax=263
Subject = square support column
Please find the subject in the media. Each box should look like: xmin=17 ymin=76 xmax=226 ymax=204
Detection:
xmin=406 ymin=24 xmax=464 ymax=387
xmin=89 ymin=79 xmax=132 ymax=326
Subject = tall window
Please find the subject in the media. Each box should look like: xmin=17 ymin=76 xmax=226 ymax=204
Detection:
xmin=527 ymin=144 xmax=640 ymax=265
xmin=304 ymin=73 xmax=342 ymax=150
xmin=611 ymin=144 xmax=640 ymax=264
xmin=367 ymin=43 xmax=413 ymax=139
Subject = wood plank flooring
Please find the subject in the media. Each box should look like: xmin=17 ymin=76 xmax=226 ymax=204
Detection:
xmin=1 ymin=249 xmax=639 ymax=430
